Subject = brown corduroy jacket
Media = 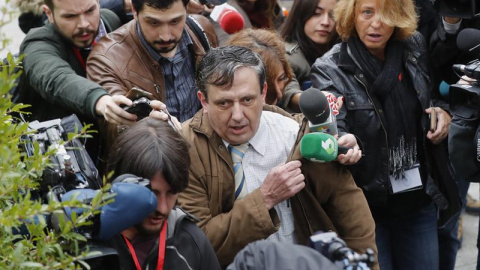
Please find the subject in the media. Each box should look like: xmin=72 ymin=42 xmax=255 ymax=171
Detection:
xmin=178 ymin=105 xmax=378 ymax=268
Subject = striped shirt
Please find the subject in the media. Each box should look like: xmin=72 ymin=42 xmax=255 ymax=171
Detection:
xmin=138 ymin=25 xmax=201 ymax=122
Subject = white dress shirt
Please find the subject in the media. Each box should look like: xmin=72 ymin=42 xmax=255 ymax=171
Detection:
xmin=225 ymin=111 xmax=300 ymax=243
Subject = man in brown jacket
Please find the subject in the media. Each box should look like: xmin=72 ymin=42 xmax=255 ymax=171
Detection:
xmin=87 ymin=0 xmax=218 ymax=153
xmin=178 ymin=46 xmax=378 ymax=268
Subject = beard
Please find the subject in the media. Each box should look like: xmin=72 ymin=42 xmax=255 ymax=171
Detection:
xmin=135 ymin=211 xmax=167 ymax=236
xmin=152 ymin=39 xmax=179 ymax=54
xmin=53 ymin=20 xmax=98 ymax=49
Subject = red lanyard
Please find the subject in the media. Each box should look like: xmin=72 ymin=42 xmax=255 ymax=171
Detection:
xmin=122 ymin=220 xmax=167 ymax=270
xmin=72 ymin=41 xmax=96 ymax=71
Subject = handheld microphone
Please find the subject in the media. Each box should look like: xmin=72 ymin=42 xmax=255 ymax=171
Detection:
xmin=50 ymin=174 xmax=157 ymax=240
xmin=210 ymin=3 xmax=245 ymax=34
xmin=453 ymin=62 xmax=480 ymax=80
xmin=299 ymin=88 xmax=338 ymax=135
xmin=456 ymin=28 xmax=480 ymax=52
xmin=300 ymin=133 xmax=350 ymax=163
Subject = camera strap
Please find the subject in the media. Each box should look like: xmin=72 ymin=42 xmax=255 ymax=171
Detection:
xmin=122 ymin=219 xmax=167 ymax=270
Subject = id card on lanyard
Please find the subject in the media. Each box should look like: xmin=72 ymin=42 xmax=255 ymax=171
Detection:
xmin=389 ymin=164 xmax=423 ymax=194
xmin=122 ymin=220 xmax=167 ymax=270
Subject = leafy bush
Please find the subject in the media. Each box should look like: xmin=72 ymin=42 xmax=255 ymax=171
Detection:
xmin=0 ymin=3 xmax=110 ymax=269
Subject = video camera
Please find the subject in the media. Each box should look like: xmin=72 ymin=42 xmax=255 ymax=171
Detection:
xmin=19 ymin=114 xmax=101 ymax=200
xmin=448 ymin=28 xmax=480 ymax=182
xmin=17 ymin=114 xmax=159 ymax=268
xmin=309 ymin=231 xmax=375 ymax=270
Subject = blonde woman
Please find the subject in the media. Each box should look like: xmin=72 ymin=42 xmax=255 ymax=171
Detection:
xmin=311 ymin=0 xmax=461 ymax=269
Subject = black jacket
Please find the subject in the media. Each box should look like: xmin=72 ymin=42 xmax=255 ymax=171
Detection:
xmin=310 ymin=32 xmax=461 ymax=227
xmin=105 ymin=208 xmax=221 ymax=270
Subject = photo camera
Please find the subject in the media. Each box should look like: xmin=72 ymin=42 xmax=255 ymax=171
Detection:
xmin=122 ymin=97 xmax=152 ymax=120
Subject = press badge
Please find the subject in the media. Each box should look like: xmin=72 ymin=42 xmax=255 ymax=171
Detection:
xmin=389 ymin=164 xmax=422 ymax=194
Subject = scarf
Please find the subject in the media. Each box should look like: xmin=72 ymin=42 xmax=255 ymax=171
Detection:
xmin=348 ymin=36 xmax=420 ymax=178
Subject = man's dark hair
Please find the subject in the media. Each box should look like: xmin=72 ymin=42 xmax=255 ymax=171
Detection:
xmin=107 ymin=118 xmax=190 ymax=193
xmin=196 ymin=46 xmax=266 ymax=101
xmin=132 ymin=0 xmax=190 ymax=13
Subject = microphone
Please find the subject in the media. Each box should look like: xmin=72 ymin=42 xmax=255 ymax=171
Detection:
xmin=50 ymin=174 xmax=157 ymax=240
xmin=299 ymin=88 xmax=338 ymax=135
xmin=456 ymin=28 xmax=480 ymax=52
xmin=300 ymin=133 xmax=350 ymax=163
xmin=210 ymin=3 xmax=245 ymax=34
xmin=453 ymin=62 xmax=480 ymax=80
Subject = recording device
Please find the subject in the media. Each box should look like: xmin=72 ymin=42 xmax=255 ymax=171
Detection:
xmin=123 ymin=87 xmax=154 ymax=120
xmin=122 ymin=97 xmax=152 ymax=120
xmin=210 ymin=3 xmax=245 ymax=34
xmin=430 ymin=108 xmax=437 ymax=132
xmin=300 ymin=133 xmax=350 ymax=163
xmin=309 ymin=231 xmax=375 ymax=270
xmin=299 ymin=87 xmax=338 ymax=136
xmin=125 ymin=87 xmax=153 ymax=100
xmin=17 ymin=115 xmax=160 ymax=267
xmin=19 ymin=115 xmax=101 ymax=199
xmin=49 ymin=174 xmax=157 ymax=241
xmin=453 ymin=28 xmax=480 ymax=78
xmin=448 ymin=28 xmax=480 ymax=182
xmin=437 ymin=0 xmax=480 ymax=19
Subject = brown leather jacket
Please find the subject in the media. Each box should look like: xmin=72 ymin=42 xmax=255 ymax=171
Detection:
xmin=86 ymin=15 xmax=217 ymax=153
xmin=178 ymin=105 xmax=378 ymax=268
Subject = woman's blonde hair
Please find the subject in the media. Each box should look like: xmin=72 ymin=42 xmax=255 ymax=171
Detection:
xmin=334 ymin=0 xmax=418 ymax=41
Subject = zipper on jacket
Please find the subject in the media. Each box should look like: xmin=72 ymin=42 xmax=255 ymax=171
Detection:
xmin=154 ymin=84 xmax=160 ymax=95
xmin=354 ymin=74 xmax=391 ymax=186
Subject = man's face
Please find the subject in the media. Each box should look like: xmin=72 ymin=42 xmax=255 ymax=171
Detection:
xmin=133 ymin=1 xmax=187 ymax=58
xmin=44 ymin=0 xmax=100 ymax=48
xmin=136 ymin=172 xmax=178 ymax=235
xmin=198 ymin=67 xmax=267 ymax=145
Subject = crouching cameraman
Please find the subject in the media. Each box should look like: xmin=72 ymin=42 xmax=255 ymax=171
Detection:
xmin=103 ymin=118 xmax=221 ymax=270
xmin=227 ymin=231 xmax=375 ymax=270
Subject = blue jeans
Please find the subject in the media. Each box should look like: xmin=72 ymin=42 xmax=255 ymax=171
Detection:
xmin=376 ymin=203 xmax=439 ymax=270
xmin=438 ymin=178 xmax=470 ymax=270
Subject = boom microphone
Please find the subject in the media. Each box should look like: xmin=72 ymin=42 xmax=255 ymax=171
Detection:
xmin=300 ymin=133 xmax=350 ymax=163
xmin=457 ymin=28 xmax=480 ymax=52
xmin=210 ymin=3 xmax=245 ymax=34
xmin=299 ymin=88 xmax=338 ymax=135
xmin=50 ymin=174 xmax=157 ymax=240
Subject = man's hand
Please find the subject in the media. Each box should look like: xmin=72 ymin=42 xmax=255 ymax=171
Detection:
xmin=337 ymin=134 xmax=362 ymax=165
xmin=148 ymin=100 xmax=182 ymax=131
xmin=96 ymin=95 xmax=137 ymax=125
xmin=187 ymin=0 xmax=206 ymax=14
xmin=259 ymin=160 xmax=305 ymax=210
xmin=124 ymin=0 xmax=132 ymax=13
xmin=426 ymin=107 xmax=451 ymax=144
